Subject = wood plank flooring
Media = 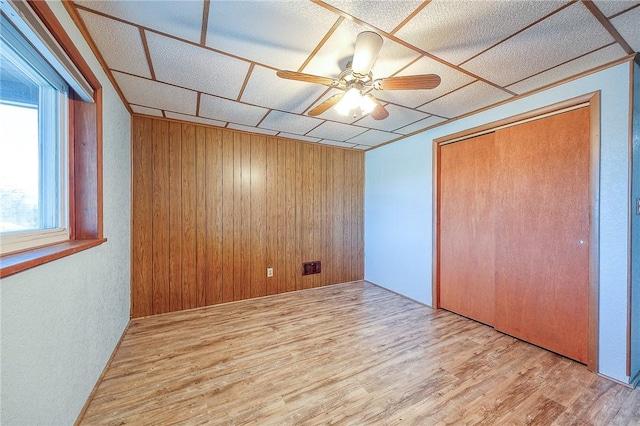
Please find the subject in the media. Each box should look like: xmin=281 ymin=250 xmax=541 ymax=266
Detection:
xmin=79 ymin=281 xmax=640 ymax=425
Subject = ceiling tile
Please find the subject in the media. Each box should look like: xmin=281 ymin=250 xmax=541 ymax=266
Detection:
xmin=352 ymin=145 xmax=370 ymax=150
xmin=506 ymin=44 xmax=627 ymax=94
xmin=74 ymin=0 xmax=204 ymax=43
xmin=277 ymin=133 xmax=321 ymax=143
xmin=199 ymin=94 xmax=268 ymax=126
xmin=205 ymin=1 xmax=338 ymax=70
xmin=307 ymin=121 xmax=367 ymax=141
xmin=113 ymin=71 xmax=197 ymax=115
xmin=347 ymin=129 xmax=401 ymax=146
xmin=395 ymin=116 xmax=448 ymax=135
xmin=419 ymin=81 xmax=512 ymax=118
xmin=461 ymin=2 xmax=615 ymax=86
xmin=302 ymin=19 xmax=420 ymax=82
xmin=259 ymin=110 xmax=324 ymax=135
xmin=165 ymin=111 xmax=226 ymax=128
xmin=355 ymin=104 xmax=430 ymax=131
xmin=374 ymin=56 xmax=475 ymax=108
xmin=146 ymin=31 xmax=250 ymax=99
xmin=592 ymin=0 xmax=640 ymax=17
xmin=227 ymin=123 xmax=278 ymax=136
xmin=321 ymin=0 xmax=424 ymax=33
xmin=318 ymin=140 xmax=357 ymax=149
xmin=610 ymin=6 xmax=640 ymax=52
xmin=394 ymin=0 xmax=564 ymax=65
xmin=130 ymin=104 xmax=163 ymax=117
xmin=242 ymin=65 xmax=328 ymax=113
xmin=77 ymin=10 xmax=150 ymax=78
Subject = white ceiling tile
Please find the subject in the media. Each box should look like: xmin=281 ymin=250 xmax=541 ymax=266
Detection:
xmin=77 ymin=10 xmax=150 ymax=78
xmin=242 ymin=65 xmax=328 ymax=113
xmin=461 ymin=2 xmax=615 ymax=86
xmin=396 ymin=116 xmax=448 ymax=135
xmin=395 ymin=0 xmax=564 ymax=65
xmin=146 ymin=31 xmax=249 ymax=99
xmin=199 ymin=94 xmax=268 ymax=126
xmin=347 ymin=129 xmax=401 ymax=146
xmin=322 ymin=1 xmax=424 ymax=33
xmin=352 ymin=145 xmax=371 ymax=150
xmin=318 ymin=140 xmax=357 ymax=148
xmin=227 ymin=123 xmax=278 ymax=136
xmin=165 ymin=112 xmax=226 ymax=128
xmin=592 ymin=0 xmax=640 ymax=17
xmin=611 ymin=6 xmax=640 ymax=52
xmin=355 ymin=104 xmax=430 ymax=131
xmin=302 ymin=19 xmax=420 ymax=82
xmin=130 ymin=105 xmax=163 ymax=117
xmin=206 ymin=1 xmax=338 ymax=70
xmin=506 ymin=44 xmax=627 ymax=94
xmin=419 ymin=81 xmax=512 ymax=118
xmin=113 ymin=71 xmax=197 ymax=115
xmin=277 ymin=133 xmax=321 ymax=143
xmin=259 ymin=111 xmax=324 ymax=135
xmin=75 ymin=0 xmax=204 ymax=43
xmin=307 ymin=121 xmax=367 ymax=141
xmin=375 ymin=56 xmax=475 ymax=108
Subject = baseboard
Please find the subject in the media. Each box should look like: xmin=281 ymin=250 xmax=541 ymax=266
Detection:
xmin=74 ymin=320 xmax=131 ymax=425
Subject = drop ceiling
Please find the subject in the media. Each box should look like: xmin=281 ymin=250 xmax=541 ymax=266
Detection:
xmin=70 ymin=0 xmax=640 ymax=150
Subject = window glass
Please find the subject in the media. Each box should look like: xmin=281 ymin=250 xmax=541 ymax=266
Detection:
xmin=0 ymin=13 xmax=68 ymax=253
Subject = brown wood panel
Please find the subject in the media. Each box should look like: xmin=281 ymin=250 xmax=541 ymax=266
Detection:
xmin=205 ymin=128 xmax=223 ymax=306
xmin=130 ymin=116 xmax=364 ymax=317
xmin=493 ymin=107 xmax=591 ymax=364
xmin=181 ymin=125 xmax=197 ymax=310
xmin=439 ymin=133 xmax=497 ymax=326
xmin=250 ymin=135 xmax=267 ymax=298
xmin=152 ymin=119 xmax=170 ymax=315
xmin=168 ymin=122 xmax=183 ymax=312
xmin=221 ymin=130 xmax=235 ymax=303
xmin=131 ymin=117 xmax=153 ymax=318
xmin=332 ymin=149 xmax=345 ymax=284
xmin=195 ymin=126 xmax=207 ymax=308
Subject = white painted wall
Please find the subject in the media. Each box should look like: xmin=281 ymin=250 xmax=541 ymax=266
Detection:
xmin=632 ymin=61 xmax=640 ymax=384
xmin=365 ymin=62 xmax=632 ymax=383
xmin=0 ymin=1 xmax=131 ymax=424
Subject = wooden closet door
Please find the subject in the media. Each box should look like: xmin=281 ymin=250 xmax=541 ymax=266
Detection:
xmin=439 ymin=133 xmax=496 ymax=326
xmin=493 ymin=107 xmax=590 ymax=363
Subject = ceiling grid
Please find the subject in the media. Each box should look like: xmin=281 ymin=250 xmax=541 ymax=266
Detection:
xmin=70 ymin=0 xmax=640 ymax=149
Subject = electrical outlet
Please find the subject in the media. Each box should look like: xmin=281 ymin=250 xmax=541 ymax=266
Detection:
xmin=267 ymin=267 xmax=273 ymax=277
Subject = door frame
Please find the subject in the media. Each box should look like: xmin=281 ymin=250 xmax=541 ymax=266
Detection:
xmin=432 ymin=91 xmax=601 ymax=372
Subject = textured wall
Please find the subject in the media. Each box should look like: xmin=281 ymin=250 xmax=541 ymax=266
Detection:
xmin=365 ymin=62 xmax=632 ymax=383
xmin=632 ymin=60 xmax=640 ymax=384
xmin=0 ymin=1 xmax=131 ymax=424
xmin=131 ymin=117 xmax=364 ymax=318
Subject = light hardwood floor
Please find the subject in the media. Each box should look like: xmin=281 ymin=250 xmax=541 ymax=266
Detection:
xmin=79 ymin=281 xmax=640 ymax=425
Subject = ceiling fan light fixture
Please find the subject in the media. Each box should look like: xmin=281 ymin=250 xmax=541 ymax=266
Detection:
xmin=360 ymin=95 xmax=376 ymax=115
xmin=334 ymin=87 xmax=362 ymax=116
xmin=351 ymin=31 xmax=383 ymax=76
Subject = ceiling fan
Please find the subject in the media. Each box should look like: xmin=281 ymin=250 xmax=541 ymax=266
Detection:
xmin=276 ymin=31 xmax=441 ymax=120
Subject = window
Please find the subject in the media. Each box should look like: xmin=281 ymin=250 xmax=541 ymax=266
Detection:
xmin=0 ymin=0 xmax=105 ymax=277
xmin=0 ymin=15 xmax=69 ymax=254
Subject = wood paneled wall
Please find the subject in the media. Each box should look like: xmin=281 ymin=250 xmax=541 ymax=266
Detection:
xmin=131 ymin=116 xmax=364 ymax=318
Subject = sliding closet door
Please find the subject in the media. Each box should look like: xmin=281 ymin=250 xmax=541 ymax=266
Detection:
xmin=439 ymin=133 xmax=496 ymax=326
xmin=493 ymin=107 xmax=590 ymax=363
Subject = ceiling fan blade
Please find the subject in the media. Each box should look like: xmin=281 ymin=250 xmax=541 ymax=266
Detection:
xmin=375 ymin=74 xmax=441 ymax=91
xmin=276 ymin=70 xmax=337 ymax=87
xmin=368 ymin=95 xmax=389 ymax=120
xmin=308 ymin=93 xmax=344 ymax=116
xmin=351 ymin=31 xmax=383 ymax=76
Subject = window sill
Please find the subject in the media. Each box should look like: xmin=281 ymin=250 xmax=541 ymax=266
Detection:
xmin=0 ymin=238 xmax=107 ymax=278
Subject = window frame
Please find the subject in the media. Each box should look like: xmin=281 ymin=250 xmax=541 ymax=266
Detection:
xmin=0 ymin=0 xmax=105 ymax=278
